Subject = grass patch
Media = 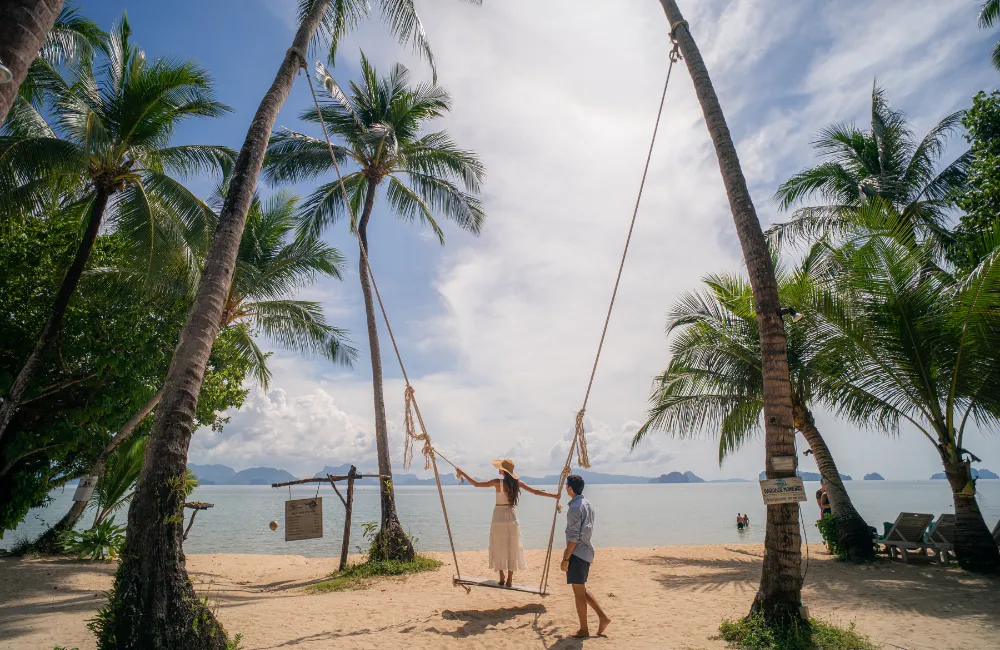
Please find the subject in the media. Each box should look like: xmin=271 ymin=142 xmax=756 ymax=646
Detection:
xmin=309 ymin=555 xmax=441 ymax=593
xmin=718 ymin=615 xmax=879 ymax=650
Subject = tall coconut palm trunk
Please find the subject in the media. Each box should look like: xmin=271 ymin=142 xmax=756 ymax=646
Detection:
xmin=942 ymin=453 xmax=1000 ymax=572
xmin=33 ymin=388 xmax=164 ymax=552
xmin=356 ymin=182 xmax=415 ymax=562
xmin=0 ymin=0 xmax=64 ymax=124
xmin=791 ymin=401 xmax=874 ymax=562
xmin=99 ymin=3 xmax=333 ymax=648
xmin=0 ymin=190 xmax=109 ymax=442
xmin=657 ymin=0 xmax=802 ymax=621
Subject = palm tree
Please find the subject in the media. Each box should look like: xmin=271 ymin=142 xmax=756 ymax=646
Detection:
xmin=770 ymin=83 xmax=970 ymax=259
xmin=0 ymin=0 xmax=65 ymax=125
xmin=632 ymin=258 xmax=876 ymax=562
xmin=980 ymin=0 xmax=1000 ymax=71
xmin=36 ymin=191 xmax=356 ymax=544
xmin=263 ymin=54 xmax=485 ymax=560
xmin=813 ymin=237 xmax=1000 ymax=572
xmin=0 ymin=13 xmax=231 ymax=442
xmin=107 ymin=1 xmax=479 ymax=644
xmin=657 ymin=0 xmax=803 ymax=620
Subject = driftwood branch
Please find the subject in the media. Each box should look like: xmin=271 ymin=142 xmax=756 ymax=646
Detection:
xmin=270 ymin=474 xmax=387 ymax=488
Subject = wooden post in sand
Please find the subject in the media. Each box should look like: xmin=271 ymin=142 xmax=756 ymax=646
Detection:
xmin=340 ymin=465 xmax=357 ymax=571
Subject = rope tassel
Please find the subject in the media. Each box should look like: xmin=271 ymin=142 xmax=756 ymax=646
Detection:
xmin=403 ymin=385 xmax=433 ymax=471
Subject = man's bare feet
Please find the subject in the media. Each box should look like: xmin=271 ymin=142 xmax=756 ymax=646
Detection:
xmin=571 ymin=630 xmax=590 ymax=638
xmin=597 ymin=616 xmax=611 ymax=636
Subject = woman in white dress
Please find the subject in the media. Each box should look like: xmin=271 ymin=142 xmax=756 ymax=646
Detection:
xmin=456 ymin=458 xmax=559 ymax=587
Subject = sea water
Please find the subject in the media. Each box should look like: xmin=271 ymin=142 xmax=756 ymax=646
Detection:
xmin=4 ymin=481 xmax=999 ymax=558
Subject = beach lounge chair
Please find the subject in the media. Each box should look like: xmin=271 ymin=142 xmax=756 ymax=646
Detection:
xmin=879 ymin=512 xmax=934 ymax=563
xmin=925 ymin=514 xmax=956 ymax=564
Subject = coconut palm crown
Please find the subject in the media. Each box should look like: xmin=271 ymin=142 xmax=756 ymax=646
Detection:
xmin=264 ymin=53 xmax=485 ymax=242
xmin=769 ymin=83 xmax=970 ymax=258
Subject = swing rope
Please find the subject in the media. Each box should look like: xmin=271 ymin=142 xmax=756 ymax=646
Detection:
xmin=302 ymin=59 xmax=464 ymax=584
xmin=537 ymin=36 xmax=682 ymax=595
xmin=296 ymin=28 xmax=681 ymax=594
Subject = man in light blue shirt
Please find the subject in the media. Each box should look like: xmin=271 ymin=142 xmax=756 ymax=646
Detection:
xmin=561 ymin=474 xmax=610 ymax=638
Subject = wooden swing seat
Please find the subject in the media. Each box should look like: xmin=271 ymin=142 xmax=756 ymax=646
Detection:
xmin=453 ymin=575 xmax=547 ymax=596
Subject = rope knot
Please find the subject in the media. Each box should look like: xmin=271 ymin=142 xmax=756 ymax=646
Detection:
xmin=574 ymin=409 xmax=591 ymax=469
xmin=403 ymin=385 xmax=432 ymax=471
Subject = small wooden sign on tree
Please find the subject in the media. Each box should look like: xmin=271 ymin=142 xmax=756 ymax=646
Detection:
xmin=285 ymin=497 xmax=323 ymax=541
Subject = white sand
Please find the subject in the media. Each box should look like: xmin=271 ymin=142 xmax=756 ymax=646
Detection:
xmin=2 ymin=544 xmax=998 ymax=649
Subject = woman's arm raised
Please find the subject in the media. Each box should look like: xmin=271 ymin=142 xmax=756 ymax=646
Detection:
xmin=455 ymin=468 xmax=500 ymax=489
xmin=519 ymin=481 xmax=559 ymax=499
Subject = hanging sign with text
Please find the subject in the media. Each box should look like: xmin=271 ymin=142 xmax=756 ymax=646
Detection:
xmin=73 ymin=475 xmax=98 ymax=502
xmin=759 ymin=477 xmax=807 ymax=505
xmin=285 ymin=497 xmax=323 ymax=541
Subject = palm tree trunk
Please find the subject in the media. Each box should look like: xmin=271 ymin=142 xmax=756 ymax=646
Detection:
xmin=356 ymin=181 xmax=414 ymax=562
xmin=0 ymin=0 xmax=64 ymax=125
xmin=0 ymin=190 xmax=108 ymax=443
xmin=791 ymin=400 xmax=874 ymax=562
xmin=943 ymin=453 xmax=999 ymax=572
xmin=657 ymin=0 xmax=802 ymax=621
xmin=98 ymin=4 xmax=333 ymax=648
xmin=32 ymin=388 xmax=164 ymax=552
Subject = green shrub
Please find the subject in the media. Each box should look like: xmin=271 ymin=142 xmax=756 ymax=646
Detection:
xmin=815 ymin=514 xmax=848 ymax=560
xmin=718 ymin=614 xmax=879 ymax=650
xmin=57 ymin=518 xmax=125 ymax=561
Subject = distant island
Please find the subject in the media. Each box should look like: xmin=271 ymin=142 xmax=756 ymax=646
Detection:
xmin=864 ymin=473 xmax=885 ymax=480
xmin=188 ymin=463 xmax=753 ymax=486
xmin=189 ymin=465 xmax=297 ymax=485
xmin=758 ymin=471 xmax=852 ymax=481
xmin=650 ymin=471 xmax=704 ymax=484
xmin=930 ymin=468 xmax=998 ymax=480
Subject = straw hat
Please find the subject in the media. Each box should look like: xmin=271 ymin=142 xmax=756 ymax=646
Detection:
xmin=492 ymin=458 xmax=518 ymax=480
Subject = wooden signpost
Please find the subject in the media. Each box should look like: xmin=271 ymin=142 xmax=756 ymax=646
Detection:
xmin=759 ymin=477 xmax=807 ymax=505
xmin=285 ymin=497 xmax=324 ymax=541
xmin=272 ymin=467 xmax=385 ymax=570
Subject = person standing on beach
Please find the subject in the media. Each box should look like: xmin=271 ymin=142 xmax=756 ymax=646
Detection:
xmin=561 ymin=474 xmax=610 ymax=638
xmin=816 ymin=479 xmax=832 ymax=517
xmin=456 ymin=459 xmax=558 ymax=588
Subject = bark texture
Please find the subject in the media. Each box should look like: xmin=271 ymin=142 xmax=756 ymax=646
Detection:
xmin=943 ymin=456 xmax=999 ymax=573
xmin=33 ymin=389 xmax=164 ymax=552
xmin=0 ymin=190 xmax=109 ymax=442
xmin=792 ymin=401 xmax=875 ymax=562
xmin=98 ymin=3 xmax=334 ymax=647
xmin=357 ymin=181 xmax=414 ymax=562
xmin=0 ymin=0 xmax=64 ymax=124
xmin=657 ymin=0 xmax=802 ymax=621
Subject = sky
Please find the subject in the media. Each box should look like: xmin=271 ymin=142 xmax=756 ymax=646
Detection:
xmin=80 ymin=0 xmax=1000 ymax=481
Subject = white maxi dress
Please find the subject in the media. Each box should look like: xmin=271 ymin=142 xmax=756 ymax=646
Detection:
xmin=489 ymin=489 xmax=527 ymax=571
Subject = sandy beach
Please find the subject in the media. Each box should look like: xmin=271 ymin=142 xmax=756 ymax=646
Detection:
xmin=1 ymin=544 xmax=998 ymax=650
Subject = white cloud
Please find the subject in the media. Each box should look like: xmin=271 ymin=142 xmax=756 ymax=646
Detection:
xmin=190 ymin=0 xmax=1000 ymax=482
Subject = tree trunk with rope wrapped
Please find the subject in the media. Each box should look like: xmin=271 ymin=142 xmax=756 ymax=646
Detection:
xmin=357 ymin=179 xmax=415 ymax=562
xmin=657 ymin=0 xmax=802 ymax=622
xmin=95 ymin=3 xmax=333 ymax=647
xmin=792 ymin=400 xmax=874 ymax=562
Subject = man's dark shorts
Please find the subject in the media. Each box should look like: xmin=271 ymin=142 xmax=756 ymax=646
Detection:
xmin=566 ymin=555 xmax=590 ymax=585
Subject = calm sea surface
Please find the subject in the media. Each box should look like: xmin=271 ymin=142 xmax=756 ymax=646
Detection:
xmin=4 ymin=481 xmax=999 ymax=557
